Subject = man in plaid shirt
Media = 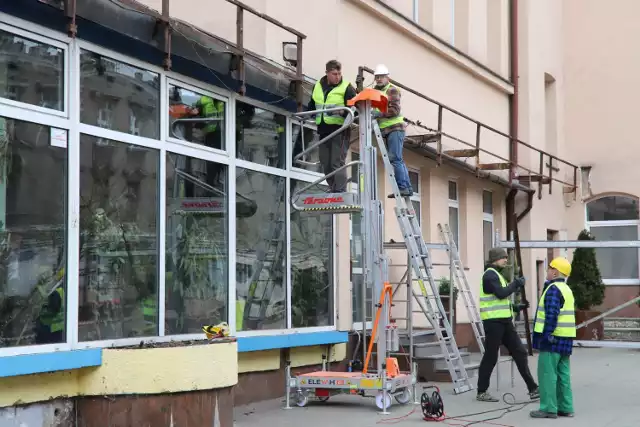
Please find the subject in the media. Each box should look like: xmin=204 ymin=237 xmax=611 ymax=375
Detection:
xmin=530 ymin=257 xmax=576 ymax=419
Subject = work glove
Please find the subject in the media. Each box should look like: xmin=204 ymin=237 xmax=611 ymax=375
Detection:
xmin=512 ymin=276 xmax=526 ymax=289
xmin=371 ymin=110 xmax=382 ymax=119
xmin=512 ymin=301 xmax=530 ymax=312
xmin=546 ymin=335 xmax=557 ymax=344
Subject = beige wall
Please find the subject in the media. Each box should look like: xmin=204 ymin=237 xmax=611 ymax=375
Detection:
xmin=139 ymin=0 xmax=588 ymax=324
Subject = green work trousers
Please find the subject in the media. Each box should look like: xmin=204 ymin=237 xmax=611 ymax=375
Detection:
xmin=538 ymin=351 xmax=573 ymax=414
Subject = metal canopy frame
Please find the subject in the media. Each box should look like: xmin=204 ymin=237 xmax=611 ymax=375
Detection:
xmin=496 ymin=234 xmax=640 ymax=348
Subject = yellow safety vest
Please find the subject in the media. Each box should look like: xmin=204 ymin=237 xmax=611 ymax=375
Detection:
xmin=142 ymin=297 xmax=157 ymax=323
xmin=374 ymin=83 xmax=404 ymax=129
xmin=479 ymin=268 xmax=513 ymax=320
xmin=197 ymin=96 xmax=224 ymax=133
xmin=39 ymin=287 xmax=65 ymax=333
xmin=534 ymin=281 xmax=576 ymax=337
xmin=311 ymin=79 xmax=350 ymax=126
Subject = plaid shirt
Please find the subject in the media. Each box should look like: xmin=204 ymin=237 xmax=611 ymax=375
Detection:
xmin=375 ymin=84 xmax=405 ymax=136
xmin=532 ymin=278 xmax=574 ymax=355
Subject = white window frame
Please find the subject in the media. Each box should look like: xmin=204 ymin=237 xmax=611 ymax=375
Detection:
xmin=0 ymin=17 xmax=337 ymax=358
xmin=448 ymin=180 xmax=460 ymax=247
xmin=482 ymin=190 xmax=494 ymax=256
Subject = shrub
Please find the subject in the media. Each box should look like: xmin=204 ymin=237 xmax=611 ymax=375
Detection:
xmin=566 ymin=229 xmax=605 ymax=311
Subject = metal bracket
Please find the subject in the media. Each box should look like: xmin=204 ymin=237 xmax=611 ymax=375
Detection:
xmin=63 ymin=0 xmax=77 ymax=38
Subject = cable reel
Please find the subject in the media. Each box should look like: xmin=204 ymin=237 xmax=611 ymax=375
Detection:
xmin=421 ymin=386 xmax=444 ymax=421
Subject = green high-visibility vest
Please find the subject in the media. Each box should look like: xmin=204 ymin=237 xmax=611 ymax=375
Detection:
xmin=311 ymin=79 xmax=350 ymax=126
xmin=197 ymin=96 xmax=224 ymax=134
xmin=374 ymin=83 xmax=404 ymax=129
xmin=142 ymin=297 xmax=157 ymax=323
xmin=479 ymin=268 xmax=513 ymax=320
xmin=534 ymin=281 xmax=576 ymax=337
xmin=40 ymin=287 xmax=65 ymax=333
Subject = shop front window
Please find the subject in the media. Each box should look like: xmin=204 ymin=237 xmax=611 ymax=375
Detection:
xmin=291 ymin=123 xmax=322 ymax=173
xmin=235 ymin=168 xmax=286 ymax=331
xmin=0 ymin=117 xmax=67 ymax=347
xmin=167 ymin=84 xmax=226 ymax=151
xmin=291 ymin=181 xmax=333 ymax=327
xmin=165 ymin=152 xmax=228 ymax=334
xmin=78 ymin=135 xmax=159 ymax=341
xmin=0 ymin=30 xmax=65 ymax=111
xmin=235 ymin=100 xmax=286 ymax=169
xmin=80 ymin=50 xmax=160 ymax=139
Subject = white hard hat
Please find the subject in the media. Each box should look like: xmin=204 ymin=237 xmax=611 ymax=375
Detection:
xmin=374 ymin=64 xmax=389 ymax=76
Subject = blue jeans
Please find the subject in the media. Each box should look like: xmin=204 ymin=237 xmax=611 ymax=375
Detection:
xmin=386 ymin=130 xmax=412 ymax=191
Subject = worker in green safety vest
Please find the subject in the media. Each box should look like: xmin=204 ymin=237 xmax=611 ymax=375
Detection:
xmin=371 ymin=64 xmax=412 ymax=198
xmin=476 ymin=247 xmax=539 ymax=403
xmin=140 ymin=295 xmax=157 ymax=336
xmin=530 ymin=257 xmax=576 ymax=419
xmin=191 ymin=95 xmax=225 ymax=185
xmin=34 ymin=268 xmax=65 ymax=344
xmin=308 ymin=60 xmax=357 ymax=193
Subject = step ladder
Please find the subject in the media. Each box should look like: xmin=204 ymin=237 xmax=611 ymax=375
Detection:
xmin=438 ymin=223 xmax=485 ymax=354
xmin=373 ymin=121 xmax=474 ymax=394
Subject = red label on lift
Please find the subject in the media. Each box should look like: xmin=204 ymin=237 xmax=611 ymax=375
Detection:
xmin=303 ymin=196 xmax=344 ymax=205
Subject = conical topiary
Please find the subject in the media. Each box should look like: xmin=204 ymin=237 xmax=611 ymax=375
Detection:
xmin=566 ymin=229 xmax=605 ymax=311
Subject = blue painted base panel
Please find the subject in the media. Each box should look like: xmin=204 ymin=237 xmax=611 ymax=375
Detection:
xmin=238 ymin=331 xmax=349 ymax=353
xmin=0 ymin=349 xmax=102 ymax=378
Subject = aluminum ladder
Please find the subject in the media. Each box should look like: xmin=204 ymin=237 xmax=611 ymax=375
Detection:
xmin=438 ymin=223 xmax=485 ymax=354
xmin=373 ymin=121 xmax=474 ymax=394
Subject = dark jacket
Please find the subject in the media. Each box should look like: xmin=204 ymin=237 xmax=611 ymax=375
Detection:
xmin=482 ymin=264 xmax=520 ymax=323
xmin=308 ymin=76 xmax=357 ymax=137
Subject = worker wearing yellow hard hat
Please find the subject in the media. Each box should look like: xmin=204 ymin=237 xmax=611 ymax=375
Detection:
xmin=531 ymin=257 xmax=576 ymax=419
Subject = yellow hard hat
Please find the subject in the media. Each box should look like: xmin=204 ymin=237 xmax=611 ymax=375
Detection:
xmin=549 ymin=257 xmax=571 ymax=277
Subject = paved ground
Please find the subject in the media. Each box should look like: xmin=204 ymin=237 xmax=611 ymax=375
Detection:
xmin=234 ymin=347 xmax=640 ymax=427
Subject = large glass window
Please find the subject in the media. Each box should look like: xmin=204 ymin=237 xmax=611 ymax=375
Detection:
xmin=78 ymin=135 xmax=159 ymax=341
xmin=587 ymin=196 xmax=640 ymax=283
xmin=291 ymin=123 xmax=322 ymax=173
xmin=448 ymin=181 xmax=459 ymax=247
xmin=291 ymin=181 xmax=333 ymax=327
xmin=351 ymin=211 xmax=371 ymax=326
xmin=235 ymin=168 xmax=286 ymax=331
xmin=167 ymin=84 xmax=226 ymax=151
xmin=235 ymin=100 xmax=286 ymax=169
xmin=0 ymin=30 xmax=64 ymax=111
xmin=165 ymin=153 xmax=228 ymax=335
xmin=80 ymin=50 xmax=160 ymax=139
xmin=0 ymin=117 xmax=66 ymax=347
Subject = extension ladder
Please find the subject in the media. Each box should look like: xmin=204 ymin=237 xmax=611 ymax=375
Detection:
xmin=438 ymin=223 xmax=485 ymax=354
xmin=372 ymin=121 xmax=474 ymax=394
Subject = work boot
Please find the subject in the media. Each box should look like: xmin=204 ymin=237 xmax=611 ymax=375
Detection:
xmin=476 ymin=392 xmax=499 ymax=402
xmin=530 ymin=410 xmax=557 ymax=419
xmin=387 ymin=189 xmax=413 ymax=199
xmin=558 ymin=411 xmax=575 ymax=417
xmin=528 ymin=388 xmax=540 ymax=400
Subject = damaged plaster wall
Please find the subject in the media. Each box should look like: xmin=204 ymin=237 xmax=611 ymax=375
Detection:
xmin=0 ymin=400 xmax=74 ymax=427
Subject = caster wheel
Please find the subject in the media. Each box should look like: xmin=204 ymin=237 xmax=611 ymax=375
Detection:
xmin=375 ymin=391 xmax=392 ymax=410
xmin=317 ymin=396 xmax=330 ymax=402
xmin=395 ymin=388 xmax=412 ymax=405
xmin=295 ymin=390 xmax=309 ymax=407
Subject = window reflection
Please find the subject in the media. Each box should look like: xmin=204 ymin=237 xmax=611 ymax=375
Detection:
xmin=235 ymin=168 xmax=286 ymax=330
xmin=0 ymin=30 xmax=64 ymax=111
xmin=292 ymin=123 xmax=322 ymax=173
xmin=78 ymin=135 xmax=159 ymax=341
xmin=291 ymin=181 xmax=333 ymax=327
xmin=80 ymin=50 xmax=160 ymax=139
xmin=165 ymin=153 xmax=228 ymax=334
xmin=236 ymin=100 xmax=286 ymax=169
xmin=168 ymin=84 xmax=226 ymax=151
xmin=0 ymin=117 xmax=66 ymax=348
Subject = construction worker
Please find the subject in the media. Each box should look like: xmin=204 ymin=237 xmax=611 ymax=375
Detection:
xmin=308 ymin=60 xmax=357 ymax=193
xmin=371 ymin=64 xmax=412 ymax=198
xmin=191 ymin=95 xmax=225 ymax=185
xmin=476 ymin=247 xmax=539 ymax=402
xmin=34 ymin=269 xmax=65 ymax=344
xmin=530 ymin=257 xmax=575 ymax=419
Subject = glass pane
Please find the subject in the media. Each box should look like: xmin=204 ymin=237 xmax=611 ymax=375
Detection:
xmin=292 ymin=124 xmax=322 ymax=173
xmin=449 ymin=206 xmax=459 ymax=247
xmin=483 ymin=190 xmax=493 ymax=214
xmin=409 ymin=171 xmax=419 ymax=194
xmin=483 ymin=220 xmax=493 ymax=259
xmin=587 ymin=196 xmax=639 ymax=221
xmin=590 ymin=226 xmax=639 ymax=279
xmin=167 ymin=84 xmax=226 ymax=150
xmin=351 ymin=272 xmax=372 ymax=324
xmin=0 ymin=117 xmax=66 ymax=347
xmin=80 ymin=50 xmax=160 ymax=139
xmin=412 ymin=200 xmax=421 ymax=225
xmin=0 ymin=30 xmax=64 ymax=111
xmin=291 ymin=181 xmax=333 ymax=327
xmin=236 ymin=168 xmax=286 ymax=330
xmin=351 ymin=152 xmax=360 ymax=186
xmin=236 ymin=100 xmax=286 ymax=169
xmin=78 ymin=135 xmax=159 ymax=341
xmin=448 ymin=181 xmax=458 ymax=200
xmin=165 ymin=153 xmax=228 ymax=335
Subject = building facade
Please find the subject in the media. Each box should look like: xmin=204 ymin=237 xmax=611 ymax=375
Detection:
xmin=0 ymin=0 xmax=635 ymax=425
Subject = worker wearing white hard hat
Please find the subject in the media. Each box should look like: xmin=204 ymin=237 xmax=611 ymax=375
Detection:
xmin=371 ymin=64 xmax=413 ymax=198
xmin=530 ymin=257 xmax=576 ymax=419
